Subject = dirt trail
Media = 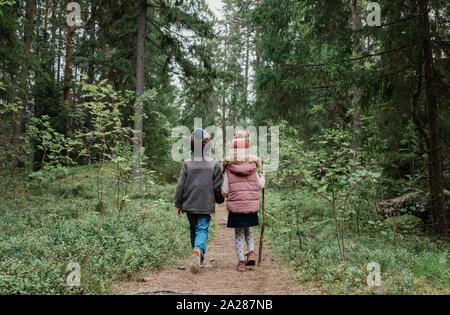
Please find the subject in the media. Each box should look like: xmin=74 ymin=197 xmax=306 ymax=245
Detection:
xmin=111 ymin=205 xmax=313 ymax=295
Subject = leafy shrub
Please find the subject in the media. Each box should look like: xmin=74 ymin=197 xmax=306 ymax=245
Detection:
xmin=385 ymin=215 xmax=422 ymax=235
xmin=0 ymin=166 xmax=188 ymax=294
xmin=265 ymin=188 xmax=450 ymax=294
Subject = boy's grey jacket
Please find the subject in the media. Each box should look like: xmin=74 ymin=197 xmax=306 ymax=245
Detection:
xmin=175 ymin=158 xmax=223 ymax=214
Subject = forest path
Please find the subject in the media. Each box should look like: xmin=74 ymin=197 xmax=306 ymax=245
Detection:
xmin=111 ymin=204 xmax=315 ymax=295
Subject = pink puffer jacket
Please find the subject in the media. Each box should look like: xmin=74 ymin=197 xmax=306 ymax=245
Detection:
xmin=225 ymin=163 xmax=260 ymax=214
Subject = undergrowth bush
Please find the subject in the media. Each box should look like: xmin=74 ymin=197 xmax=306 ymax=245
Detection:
xmin=0 ymin=165 xmax=188 ymax=294
xmin=265 ymin=188 xmax=450 ymax=294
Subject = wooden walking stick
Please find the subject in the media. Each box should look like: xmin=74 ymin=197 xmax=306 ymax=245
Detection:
xmin=258 ymin=175 xmax=266 ymax=266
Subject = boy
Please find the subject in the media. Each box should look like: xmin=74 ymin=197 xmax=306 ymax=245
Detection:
xmin=175 ymin=128 xmax=223 ymax=274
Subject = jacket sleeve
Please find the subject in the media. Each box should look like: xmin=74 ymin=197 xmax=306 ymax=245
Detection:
xmin=213 ymin=161 xmax=223 ymax=192
xmin=175 ymin=162 xmax=187 ymax=208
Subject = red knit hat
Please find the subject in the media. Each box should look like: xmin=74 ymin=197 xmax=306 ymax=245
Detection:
xmin=231 ymin=138 xmax=249 ymax=149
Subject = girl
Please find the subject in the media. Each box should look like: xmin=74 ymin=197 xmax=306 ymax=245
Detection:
xmin=222 ymin=131 xmax=265 ymax=271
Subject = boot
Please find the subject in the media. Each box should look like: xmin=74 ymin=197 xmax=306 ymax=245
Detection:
xmin=245 ymin=251 xmax=257 ymax=266
xmin=237 ymin=261 xmax=246 ymax=272
xmin=190 ymin=249 xmax=201 ymax=274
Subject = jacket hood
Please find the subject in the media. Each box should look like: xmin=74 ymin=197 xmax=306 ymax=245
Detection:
xmin=227 ymin=163 xmax=257 ymax=176
xmin=223 ymin=153 xmax=261 ymax=168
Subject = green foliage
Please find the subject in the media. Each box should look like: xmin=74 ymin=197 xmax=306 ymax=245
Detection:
xmin=0 ymin=100 xmax=20 ymax=117
xmin=110 ymin=144 xmax=134 ymax=211
xmin=0 ymin=0 xmax=12 ymax=15
xmin=0 ymin=0 xmax=12 ymax=6
xmin=252 ymin=0 xmax=450 ymax=235
xmin=75 ymin=79 xmax=134 ymax=163
xmin=0 ymin=166 xmax=189 ymax=294
xmin=274 ymin=124 xmax=381 ymax=260
xmin=0 ymin=80 xmax=21 ymax=171
xmin=26 ymin=116 xmax=78 ymax=169
xmin=139 ymin=89 xmax=176 ymax=165
xmin=265 ymin=123 xmax=448 ymax=293
xmin=265 ymin=189 xmax=450 ymax=294
xmin=385 ymin=215 xmax=423 ymax=235
xmin=0 ymin=0 xmax=449 ymax=296
xmin=74 ymin=79 xmax=135 ymax=213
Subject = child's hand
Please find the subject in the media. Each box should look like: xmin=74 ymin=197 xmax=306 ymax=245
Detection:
xmin=176 ymin=208 xmax=183 ymax=217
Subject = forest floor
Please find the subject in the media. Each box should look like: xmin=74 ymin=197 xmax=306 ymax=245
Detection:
xmin=111 ymin=204 xmax=316 ymax=295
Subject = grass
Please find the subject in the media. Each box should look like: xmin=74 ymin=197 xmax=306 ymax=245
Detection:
xmin=0 ymin=165 xmax=190 ymax=294
xmin=264 ymin=188 xmax=450 ymax=294
xmin=1 ymin=164 xmax=448 ymax=295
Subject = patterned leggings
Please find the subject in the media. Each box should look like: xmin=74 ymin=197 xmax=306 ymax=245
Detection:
xmin=234 ymin=228 xmax=255 ymax=261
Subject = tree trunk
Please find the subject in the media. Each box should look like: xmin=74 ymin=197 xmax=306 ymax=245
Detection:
xmin=351 ymin=0 xmax=363 ymax=152
xmin=50 ymin=0 xmax=57 ymax=77
xmin=40 ymin=0 xmax=52 ymax=73
xmin=88 ymin=3 xmax=97 ymax=82
xmin=419 ymin=0 xmax=447 ymax=234
xmin=11 ymin=0 xmax=36 ymax=169
xmin=132 ymin=0 xmax=148 ymax=181
xmin=57 ymin=25 xmax=62 ymax=82
xmin=43 ymin=0 xmax=50 ymax=35
xmin=63 ymin=23 xmax=75 ymax=136
xmin=244 ymin=26 xmax=250 ymax=106
xmin=63 ymin=25 xmax=75 ymax=103
xmin=222 ymin=95 xmax=227 ymax=152
xmin=222 ymin=20 xmax=229 ymax=152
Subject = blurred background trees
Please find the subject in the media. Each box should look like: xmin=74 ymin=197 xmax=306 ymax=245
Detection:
xmin=0 ymin=0 xmax=449 ymax=234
